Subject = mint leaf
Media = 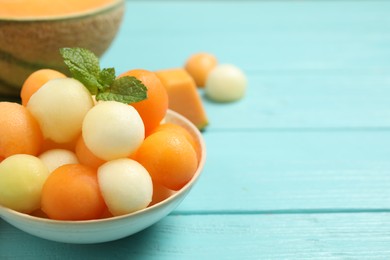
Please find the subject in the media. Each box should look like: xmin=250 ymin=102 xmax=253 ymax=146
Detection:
xmin=60 ymin=47 xmax=102 ymax=94
xmin=98 ymin=68 xmax=116 ymax=90
xmin=60 ymin=47 xmax=148 ymax=104
xmin=96 ymin=76 xmax=147 ymax=104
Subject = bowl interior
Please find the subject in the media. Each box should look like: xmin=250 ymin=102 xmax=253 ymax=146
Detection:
xmin=0 ymin=110 xmax=206 ymax=244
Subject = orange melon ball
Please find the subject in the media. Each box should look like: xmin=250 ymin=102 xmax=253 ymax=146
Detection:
xmin=119 ymin=69 xmax=168 ymax=135
xmin=40 ymin=137 xmax=78 ymax=153
xmin=149 ymin=181 xmax=175 ymax=206
xmin=134 ymin=129 xmax=198 ymax=191
xmin=41 ymin=164 xmax=106 ymax=221
xmin=0 ymin=102 xmax=43 ymax=157
xmin=75 ymin=135 xmax=106 ymax=169
xmin=151 ymin=123 xmax=201 ymax=162
xmin=184 ymin=52 xmax=218 ymax=87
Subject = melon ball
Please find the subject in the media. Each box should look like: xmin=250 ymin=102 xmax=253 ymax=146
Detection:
xmin=98 ymin=159 xmax=153 ymax=216
xmin=205 ymin=64 xmax=247 ymax=102
xmin=0 ymin=154 xmax=50 ymax=213
xmin=82 ymin=101 xmax=145 ymax=161
xmin=39 ymin=149 xmax=79 ymax=173
xmin=150 ymin=181 xmax=175 ymax=206
xmin=184 ymin=52 xmax=218 ymax=87
xmin=27 ymin=78 xmax=94 ymax=143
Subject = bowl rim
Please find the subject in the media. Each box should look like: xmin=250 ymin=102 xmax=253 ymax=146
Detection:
xmin=0 ymin=109 xmax=206 ymax=225
xmin=0 ymin=0 xmax=124 ymax=22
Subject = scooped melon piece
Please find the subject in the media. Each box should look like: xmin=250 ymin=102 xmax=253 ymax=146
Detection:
xmin=82 ymin=101 xmax=145 ymax=161
xmin=184 ymin=52 xmax=218 ymax=88
xmin=98 ymin=158 xmax=153 ymax=216
xmin=149 ymin=181 xmax=175 ymax=206
xmin=27 ymin=78 xmax=94 ymax=144
xmin=39 ymin=149 xmax=79 ymax=173
xmin=205 ymin=64 xmax=247 ymax=102
xmin=155 ymin=68 xmax=208 ymax=130
xmin=0 ymin=154 xmax=50 ymax=213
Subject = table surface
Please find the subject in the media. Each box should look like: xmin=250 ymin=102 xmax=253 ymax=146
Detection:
xmin=2 ymin=0 xmax=390 ymax=259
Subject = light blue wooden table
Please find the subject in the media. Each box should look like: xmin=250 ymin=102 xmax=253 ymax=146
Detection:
xmin=2 ymin=0 xmax=390 ymax=259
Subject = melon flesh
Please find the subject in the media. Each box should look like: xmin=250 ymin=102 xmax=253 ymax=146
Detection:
xmin=155 ymin=69 xmax=208 ymax=130
xmin=0 ymin=0 xmax=119 ymax=18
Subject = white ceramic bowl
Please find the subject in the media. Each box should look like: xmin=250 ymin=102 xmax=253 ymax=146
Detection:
xmin=0 ymin=110 xmax=206 ymax=244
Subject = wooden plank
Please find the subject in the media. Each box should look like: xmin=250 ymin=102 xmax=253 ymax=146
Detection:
xmin=201 ymin=72 xmax=390 ymax=130
xmin=102 ymin=1 xmax=390 ymax=72
xmin=2 ymin=213 xmax=390 ymax=259
xmin=176 ymin=130 xmax=390 ymax=212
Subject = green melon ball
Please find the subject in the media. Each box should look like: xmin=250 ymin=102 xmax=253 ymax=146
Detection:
xmin=27 ymin=78 xmax=94 ymax=143
xmin=98 ymin=158 xmax=153 ymax=216
xmin=82 ymin=101 xmax=145 ymax=161
xmin=205 ymin=64 xmax=247 ymax=102
xmin=38 ymin=149 xmax=79 ymax=173
xmin=0 ymin=154 xmax=50 ymax=213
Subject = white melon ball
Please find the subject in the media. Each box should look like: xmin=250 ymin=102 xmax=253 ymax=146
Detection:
xmin=205 ymin=64 xmax=247 ymax=102
xmin=27 ymin=78 xmax=94 ymax=143
xmin=38 ymin=149 xmax=79 ymax=173
xmin=0 ymin=154 xmax=50 ymax=213
xmin=82 ymin=101 xmax=145 ymax=161
xmin=98 ymin=158 xmax=153 ymax=216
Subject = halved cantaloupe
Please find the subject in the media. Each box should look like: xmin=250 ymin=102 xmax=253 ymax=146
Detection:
xmin=0 ymin=0 xmax=124 ymax=97
xmin=155 ymin=68 xmax=208 ymax=130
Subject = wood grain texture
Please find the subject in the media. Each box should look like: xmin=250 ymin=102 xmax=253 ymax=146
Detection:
xmin=201 ymin=73 xmax=390 ymax=130
xmin=176 ymin=130 xmax=390 ymax=212
xmin=2 ymin=213 xmax=390 ymax=259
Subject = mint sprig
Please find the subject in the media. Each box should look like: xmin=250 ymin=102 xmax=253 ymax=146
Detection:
xmin=96 ymin=76 xmax=147 ymax=103
xmin=60 ymin=47 xmax=147 ymax=103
